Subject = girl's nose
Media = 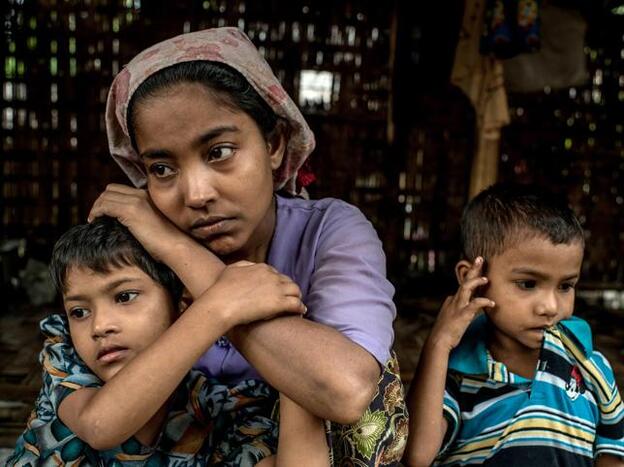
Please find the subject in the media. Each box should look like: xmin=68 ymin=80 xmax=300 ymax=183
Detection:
xmin=183 ymin=166 xmax=219 ymax=209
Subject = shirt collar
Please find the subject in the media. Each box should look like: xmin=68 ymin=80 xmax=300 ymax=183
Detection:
xmin=448 ymin=314 xmax=489 ymax=375
xmin=448 ymin=314 xmax=593 ymax=377
xmin=555 ymin=316 xmax=593 ymax=356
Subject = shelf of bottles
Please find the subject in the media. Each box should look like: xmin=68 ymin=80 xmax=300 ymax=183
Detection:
xmin=2 ymin=0 xmax=396 ymax=255
xmin=499 ymin=14 xmax=624 ymax=288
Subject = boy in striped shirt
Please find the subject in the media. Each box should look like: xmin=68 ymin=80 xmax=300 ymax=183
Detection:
xmin=405 ymin=183 xmax=624 ymax=466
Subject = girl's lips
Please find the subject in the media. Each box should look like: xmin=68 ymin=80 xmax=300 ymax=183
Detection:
xmin=97 ymin=348 xmax=129 ymax=363
xmin=191 ymin=219 xmax=232 ymax=238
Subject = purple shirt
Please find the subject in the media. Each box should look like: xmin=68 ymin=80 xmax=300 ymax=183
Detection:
xmin=194 ymin=195 xmax=396 ymax=383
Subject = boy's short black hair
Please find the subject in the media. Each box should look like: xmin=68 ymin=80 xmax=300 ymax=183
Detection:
xmin=50 ymin=217 xmax=183 ymax=303
xmin=461 ymin=183 xmax=584 ymax=261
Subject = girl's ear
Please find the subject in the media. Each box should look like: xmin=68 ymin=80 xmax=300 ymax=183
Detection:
xmin=267 ymin=122 xmax=288 ymax=170
xmin=455 ymin=260 xmax=473 ymax=285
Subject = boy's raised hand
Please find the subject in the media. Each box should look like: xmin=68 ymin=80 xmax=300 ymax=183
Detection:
xmin=88 ymin=183 xmax=183 ymax=261
xmin=194 ymin=261 xmax=306 ymax=327
xmin=429 ymin=257 xmax=495 ymax=353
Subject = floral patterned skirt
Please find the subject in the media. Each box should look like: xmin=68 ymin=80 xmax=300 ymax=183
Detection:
xmin=327 ymin=352 xmax=408 ymax=466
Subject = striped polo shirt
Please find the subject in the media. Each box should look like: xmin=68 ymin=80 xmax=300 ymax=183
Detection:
xmin=437 ymin=315 xmax=624 ymax=466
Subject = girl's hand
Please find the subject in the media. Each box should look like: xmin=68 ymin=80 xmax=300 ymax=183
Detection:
xmin=428 ymin=257 xmax=495 ymax=353
xmin=195 ymin=261 xmax=306 ymax=327
xmin=88 ymin=184 xmax=183 ymax=261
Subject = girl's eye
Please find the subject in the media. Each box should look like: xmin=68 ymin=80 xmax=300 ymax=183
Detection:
xmin=69 ymin=308 xmax=90 ymax=320
xmin=116 ymin=291 xmax=139 ymax=303
xmin=515 ymin=280 xmax=537 ymax=290
xmin=148 ymin=163 xmax=175 ymax=178
xmin=208 ymin=146 xmax=235 ymax=162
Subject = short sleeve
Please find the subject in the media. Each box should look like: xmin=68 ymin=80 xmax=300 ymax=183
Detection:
xmin=38 ymin=314 xmax=102 ymax=409
xmin=439 ymin=372 xmax=462 ymax=456
xmin=306 ymin=203 xmax=396 ymax=365
xmin=590 ymin=351 xmax=624 ymax=460
xmin=6 ymin=315 xmax=100 ymax=466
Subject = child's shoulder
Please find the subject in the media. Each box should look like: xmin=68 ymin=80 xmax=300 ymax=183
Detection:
xmin=555 ymin=317 xmax=620 ymax=396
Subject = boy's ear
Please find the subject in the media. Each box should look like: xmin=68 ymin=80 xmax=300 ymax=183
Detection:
xmin=455 ymin=260 xmax=473 ymax=285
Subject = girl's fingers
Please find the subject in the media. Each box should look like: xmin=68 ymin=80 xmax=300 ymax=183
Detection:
xmin=281 ymin=282 xmax=302 ymax=298
xmin=283 ymin=296 xmax=306 ymax=314
xmin=230 ymin=260 xmax=256 ymax=268
xmin=89 ymin=196 xmax=140 ymax=223
xmin=88 ymin=192 xmax=139 ymax=222
xmin=102 ymin=183 xmax=145 ymax=195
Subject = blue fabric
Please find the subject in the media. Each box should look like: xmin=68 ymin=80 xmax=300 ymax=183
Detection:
xmin=438 ymin=316 xmax=624 ymax=466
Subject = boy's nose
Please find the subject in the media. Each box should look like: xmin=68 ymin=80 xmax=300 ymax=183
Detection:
xmin=91 ymin=311 xmax=120 ymax=338
xmin=535 ymin=292 xmax=558 ymax=320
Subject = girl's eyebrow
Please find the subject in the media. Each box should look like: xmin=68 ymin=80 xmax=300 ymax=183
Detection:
xmin=140 ymin=149 xmax=170 ymax=161
xmin=195 ymin=125 xmax=239 ymax=146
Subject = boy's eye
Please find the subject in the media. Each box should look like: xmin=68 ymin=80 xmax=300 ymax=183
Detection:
xmin=559 ymin=282 xmax=575 ymax=292
xmin=148 ymin=163 xmax=175 ymax=178
xmin=69 ymin=308 xmax=90 ymax=320
xmin=208 ymin=146 xmax=235 ymax=162
xmin=116 ymin=291 xmax=139 ymax=303
xmin=515 ymin=280 xmax=537 ymax=290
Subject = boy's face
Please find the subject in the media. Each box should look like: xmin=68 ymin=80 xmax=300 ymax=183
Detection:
xmin=482 ymin=235 xmax=583 ymax=355
xmin=62 ymin=264 xmax=178 ymax=382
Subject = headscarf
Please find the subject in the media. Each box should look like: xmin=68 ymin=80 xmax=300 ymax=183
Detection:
xmin=105 ymin=27 xmax=315 ymax=196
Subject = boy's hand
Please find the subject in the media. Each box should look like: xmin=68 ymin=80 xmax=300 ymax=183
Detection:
xmin=428 ymin=257 xmax=495 ymax=353
xmin=195 ymin=261 xmax=306 ymax=327
xmin=88 ymin=184 xmax=183 ymax=261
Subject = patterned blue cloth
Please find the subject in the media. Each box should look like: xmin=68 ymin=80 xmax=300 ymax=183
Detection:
xmin=7 ymin=314 xmax=277 ymax=466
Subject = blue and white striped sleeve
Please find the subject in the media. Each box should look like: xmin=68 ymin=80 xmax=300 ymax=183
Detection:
xmin=440 ymin=372 xmax=462 ymax=456
xmin=591 ymin=351 xmax=624 ymax=460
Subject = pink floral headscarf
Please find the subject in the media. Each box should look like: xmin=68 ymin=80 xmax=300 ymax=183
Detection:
xmin=105 ymin=27 xmax=315 ymax=195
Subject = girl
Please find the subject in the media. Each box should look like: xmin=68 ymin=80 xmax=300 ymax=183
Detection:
xmin=72 ymin=27 xmax=404 ymax=464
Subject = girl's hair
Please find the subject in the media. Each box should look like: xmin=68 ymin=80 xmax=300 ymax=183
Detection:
xmin=50 ymin=217 xmax=183 ymax=303
xmin=127 ymin=60 xmax=280 ymax=150
xmin=461 ymin=183 xmax=585 ymax=261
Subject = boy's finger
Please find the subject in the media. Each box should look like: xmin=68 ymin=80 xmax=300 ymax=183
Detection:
xmin=464 ymin=256 xmax=484 ymax=281
xmin=457 ymin=276 xmax=488 ymax=305
xmin=463 ymin=297 xmax=495 ymax=315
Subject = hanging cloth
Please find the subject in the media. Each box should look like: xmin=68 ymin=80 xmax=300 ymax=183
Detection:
xmin=503 ymin=3 xmax=588 ymax=93
xmin=481 ymin=0 xmax=541 ymax=59
xmin=451 ymin=0 xmax=511 ymax=198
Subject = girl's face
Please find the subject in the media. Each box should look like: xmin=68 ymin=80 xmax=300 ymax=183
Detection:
xmin=133 ymin=83 xmax=285 ymax=263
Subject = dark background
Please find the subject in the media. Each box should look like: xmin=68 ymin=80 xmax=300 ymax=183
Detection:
xmin=1 ymin=0 xmax=623 ymax=449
